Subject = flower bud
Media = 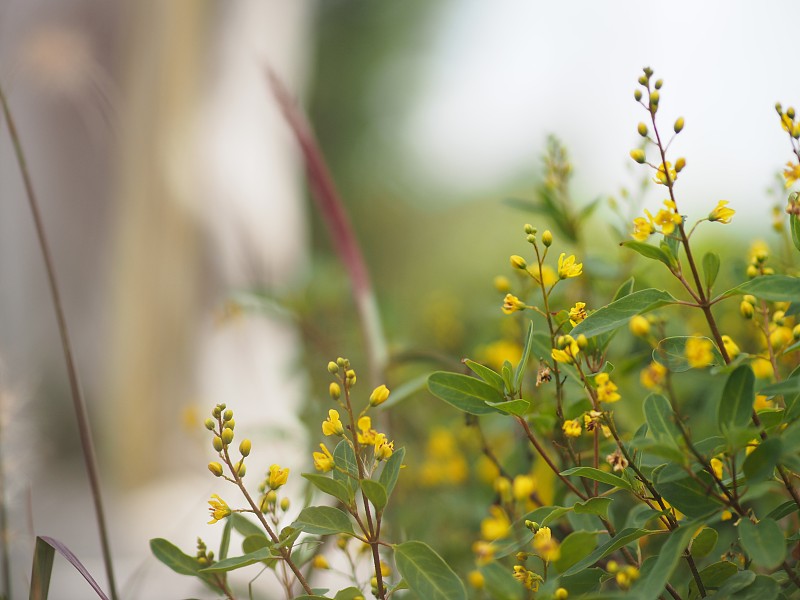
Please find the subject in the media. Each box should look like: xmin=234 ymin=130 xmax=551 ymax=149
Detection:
xmin=740 ymin=301 xmax=754 ymax=319
xmin=493 ymin=275 xmax=511 ymax=293
xmin=793 ymin=324 xmax=800 ymax=340
xmin=204 ymin=418 xmax=216 ymax=431
xmin=746 ymin=264 xmax=758 ymax=278
xmin=515 ymin=551 xmax=528 ymax=562
xmin=674 ymin=117 xmax=684 ymax=133
xmin=221 ymin=428 xmax=234 ymax=445
xmin=223 ymin=409 xmax=233 ymax=422
xmin=336 ymin=356 xmax=346 ymax=367
xmin=637 ymin=122 xmax=648 ymax=137
xmin=280 ymin=497 xmax=290 ymax=511
xmin=773 ymin=310 xmax=786 ymax=326
xmin=634 ymin=89 xmax=642 ymax=101
xmin=212 ymin=436 xmax=224 ymax=452
xmin=776 ymin=102 xmax=783 ymax=115
xmin=208 ymin=462 xmax=224 ymax=477
xmin=789 ymin=107 xmax=796 ymax=120
xmin=236 ymin=461 xmax=246 ymax=477
xmin=675 ymin=157 xmax=686 ymax=172
xmin=212 ymin=406 xmax=222 ymax=418
xmin=329 ymin=382 xmax=341 ymax=400
xmin=224 ymin=419 xmax=235 ymax=430
xmin=524 ymin=223 xmax=535 ymax=235
xmin=239 ymin=439 xmax=252 ymax=457
xmin=555 ymin=588 xmax=569 ymax=600
xmin=542 ymin=230 xmax=553 ymax=247
xmin=346 ymin=370 xmax=357 ymax=386
xmin=266 ymin=490 xmax=277 ymax=505
xmin=629 ymin=315 xmax=650 ymax=337
xmin=654 ymin=79 xmax=663 ymax=90
xmin=630 ymin=149 xmax=646 ymax=164
xmin=743 ymin=295 xmax=756 ymax=305
xmin=638 ymin=75 xmax=647 ymax=86
xmin=369 ymin=384 xmax=391 ymax=407
xmin=510 ymin=255 xmax=528 ymax=270
xmin=327 ymin=361 xmax=339 ymax=374
xmin=577 ymin=334 xmax=588 ymax=350
xmin=526 ymin=234 xmax=536 ymax=244
xmin=649 ymin=90 xmax=660 ymax=106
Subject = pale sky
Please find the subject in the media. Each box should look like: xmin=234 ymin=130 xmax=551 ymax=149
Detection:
xmin=402 ymin=1 xmax=799 ymax=223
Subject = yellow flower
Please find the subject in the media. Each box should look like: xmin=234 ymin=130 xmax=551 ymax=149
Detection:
xmin=629 ymin=315 xmax=651 ymax=337
xmin=595 ymin=373 xmax=621 ymax=403
xmin=721 ymin=335 xmax=740 ymax=359
xmin=312 ymin=555 xmax=330 ymax=569
xmin=480 ymin=505 xmax=511 ymax=541
xmin=313 ymin=443 xmax=335 ymax=472
xmin=502 ymin=293 xmax=527 ymax=315
xmin=478 ymin=340 xmax=523 ymax=371
xmin=751 ymin=355 xmax=774 ymax=379
xmin=493 ymin=275 xmax=511 ymax=293
xmin=654 ymin=161 xmax=677 ymax=186
xmin=631 ymin=210 xmax=657 ymax=241
xmin=467 ymin=570 xmax=485 ymax=589
xmin=721 ymin=510 xmax=733 ymax=521
xmin=784 ymin=162 xmax=800 ymax=188
xmin=568 ymin=302 xmax=587 ymax=326
xmin=267 ymin=464 xmax=290 ymax=489
xmin=770 ymin=326 xmax=793 ymax=349
xmin=369 ymin=384 xmax=391 ymax=407
xmin=640 ymin=361 xmax=667 ymax=390
xmin=557 ymin=253 xmax=583 ymax=279
xmin=207 ymin=494 xmax=231 ymax=524
xmin=710 ymin=458 xmax=724 ymax=480
xmin=512 ymin=475 xmax=536 ymax=501
xmin=472 ymin=540 xmax=495 ymax=565
xmin=708 ymin=200 xmax=735 ymax=224
xmin=322 ymin=409 xmax=345 ymax=436
xmin=552 ymin=335 xmax=580 ymax=364
xmin=685 ymin=336 xmax=713 ymax=369
xmin=513 ymin=566 xmax=543 ymax=591
xmin=532 ymin=526 xmax=560 ymax=562
xmin=745 ymin=438 xmax=759 ymax=456
xmin=562 ymin=419 xmax=582 ymax=438
xmin=654 ymin=207 xmax=682 ymax=235
xmin=754 ymin=394 xmax=774 ymax=411
xmin=749 ymin=240 xmax=769 ymax=263
xmin=374 ymin=433 xmax=394 ymax=461
xmin=357 ymin=416 xmax=377 ymax=445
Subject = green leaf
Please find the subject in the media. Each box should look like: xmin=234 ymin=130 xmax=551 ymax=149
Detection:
xmin=738 ymin=517 xmax=786 ymax=569
xmin=334 ymin=588 xmax=367 ymax=600
xmin=570 ymin=289 xmax=678 ymax=339
xmin=791 ymin=214 xmax=800 ymax=253
xmin=33 ymin=536 xmax=110 ymax=600
xmin=613 ymin=276 xmax=635 ymax=301
xmin=378 ymin=446 xmax=405 ymax=498
xmin=573 ymin=497 xmax=613 ymax=518
xmin=463 ymin=359 xmax=505 ymax=392
xmin=427 ymin=372 xmax=504 ymax=415
xmin=230 ymin=513 xmax=266 ymax=540
xmin=631 ymin=523 xmax=698 ymax=600
xmin=489 ymin=399 xmax=530 ymax=416
xmin=643 ymin=394 xmax=680 ymax=446
xmin=758 ymin=375 xmax=800 ymax=397
xmin=394 ymin=541 xmax=466 ymax=600
xmin=687 ymin=561 xmax=737 ymax=599
xmin=743 ymin=437 xmax=781 ymax=484
xmin=291 ymin=506 xmax=355 ymax=537
xmin=303 ymin=473 xmax=353 ymax=505
xmin=561 ymin=528 xmax=658 ymax=577
xmin=703 ymin=252 xmax=721 ymax=291
xmin=150 ymin=538 xmax=203 ymax=576
xmin=199 ymin=547 xmax=274 ymax=574
xmin=241 ymin=534 xmax=270 ymax=555
xmin=727 ymin=575 xmax=780 ymax=600
xmin=718 ymin=365 xmax=755 ymax=432
xmin=766 ymin=500 xmax=798 ymax=521
xmin=218 ymin=514 xmax=233 ymax=561
xmin=479 ymin=561 xmax=525 ymax=600
xmin=732 ymin=275 xmax=800 ymax=301
xmin=553 ymin=531 xmax=598 ymax=573
xmin=556 ymin=568 xmax=606 ymax=596
xmin=514 ymin=321 xmax=535 ymax=393
xmin=333 ymin=440 xmax=359 ymax=494
xmin=713 ymin=571 xmax=756 ymax=597
xmin=690 ymin=527 xmax=718 ymax=558
xmin=560 ymin=466 xmax=633 ymax=491
xmin=654 ymin=471 xmax=723 ymax=518
xmin=360 ymin=479 xmax=388 ymax=512
xmin=621 ymin=240 xmax=674 ymax=270
xmin=294 ymin=596 xmax=332 ymax=600
xmin=653 ymin=336 xmax=723 ymax=372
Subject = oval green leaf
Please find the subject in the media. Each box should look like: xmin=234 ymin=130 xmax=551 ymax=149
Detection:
xmin=733 ymin=275 xmax=800 ymax=301
xmin=643 ymin=393 xmax=680 ymax=446
xmin=427 ymin=372 xmax=504 ymax=415
xmin=621 ymin=240 xmax=674 ymax=269
xmin=394 ymin=541 xmax=466 ymax=600
xmin=654 ymin=336 xmax=723 ymax=372
xmin=718 ymin=365 xmax=755 ymax=432
xmin=378 ymin=446 xmax=405 ymax=498
xmin=739 ymin=517 xmax=786 ymax=569
xmin=743 ymin=437 xmax=781 ymax=484
xmin=570 ymin=288 xmax=678 ymax=339
xmin=292 ymin=506 xmax=355 ymax=537
xmin=560 ymin=466 xmax=633 ymax=491
xmin=303 ymin=473 xmax=353 ymax=505
xmin=360 ymin=479 xmax=388 ymax=512
xmin=561 ymin=528 xmax=658 ymax=577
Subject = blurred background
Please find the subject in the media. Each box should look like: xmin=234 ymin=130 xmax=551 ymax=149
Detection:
xmin=0 ymin=0 xmax=798 ymax=597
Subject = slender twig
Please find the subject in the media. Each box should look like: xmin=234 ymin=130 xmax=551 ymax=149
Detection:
xmin=0 ymin=84 xmax=119 ymax=600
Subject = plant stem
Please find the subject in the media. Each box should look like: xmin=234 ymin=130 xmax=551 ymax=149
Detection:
xmin=0 ymin=84 xmax=119 ymax=600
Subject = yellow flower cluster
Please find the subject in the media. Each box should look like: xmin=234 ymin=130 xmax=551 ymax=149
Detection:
xmin=322 ymin=409 xmax=344 ymax=436
xmin=551 ymin=335 xmax=580 ymax=364
xmin=512 ymin=565 xmax=543 ymax=591
xmin=568 ymin=301 xmax=587 ymax=326
xmin=654 ymin=161 xmax=677 ymax=186
xmin=640 ymin=361 xmax=667 ymax=390
xmin=562 ymin=419 xmax=582 ymax=438
xmin=595 ymin=373 xmax=621 ymax=403
xmin=631 ymin=199 xmax=682 ymax=241
xmin=419 ymin=428 xmax=468 ymax=487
